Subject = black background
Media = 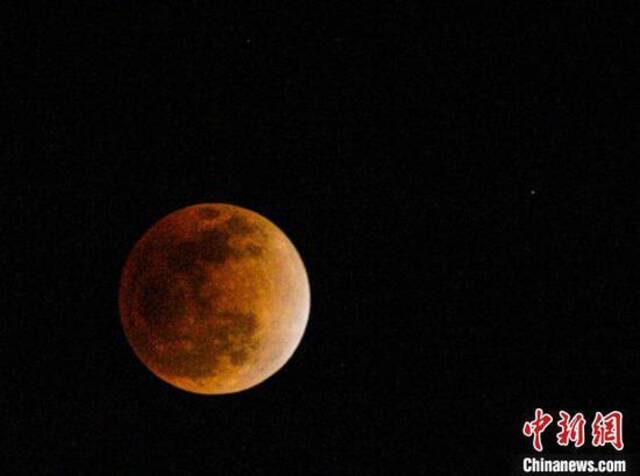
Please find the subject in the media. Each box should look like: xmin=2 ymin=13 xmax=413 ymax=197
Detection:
xmin=5 ymin=2 xmax=637 ymax=474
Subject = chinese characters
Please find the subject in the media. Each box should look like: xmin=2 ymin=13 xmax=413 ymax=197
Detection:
xmin=522 ymin=409 xmax=623 ymax=452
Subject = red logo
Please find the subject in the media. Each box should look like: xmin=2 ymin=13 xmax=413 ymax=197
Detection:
xmin=522 ymin=409 xmax=624 ymax=452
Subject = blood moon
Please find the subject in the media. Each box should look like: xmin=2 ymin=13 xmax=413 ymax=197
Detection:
xmin=118 ymin=204 xmax=310 ymax=394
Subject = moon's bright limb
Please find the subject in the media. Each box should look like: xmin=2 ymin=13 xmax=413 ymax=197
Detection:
xmin=119 ymin=204 xmax=310 ymax=394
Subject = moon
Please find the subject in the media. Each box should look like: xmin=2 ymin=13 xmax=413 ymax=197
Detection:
xmin=118 ymin=203 xmax=310 ymax=394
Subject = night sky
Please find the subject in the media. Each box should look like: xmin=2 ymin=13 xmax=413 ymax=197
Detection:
xmin=5 ymin=2 xmax=637 ymax=473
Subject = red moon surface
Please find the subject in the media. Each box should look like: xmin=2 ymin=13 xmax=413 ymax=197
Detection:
xmin=118 ymin=204 xmax=310 ymax=394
